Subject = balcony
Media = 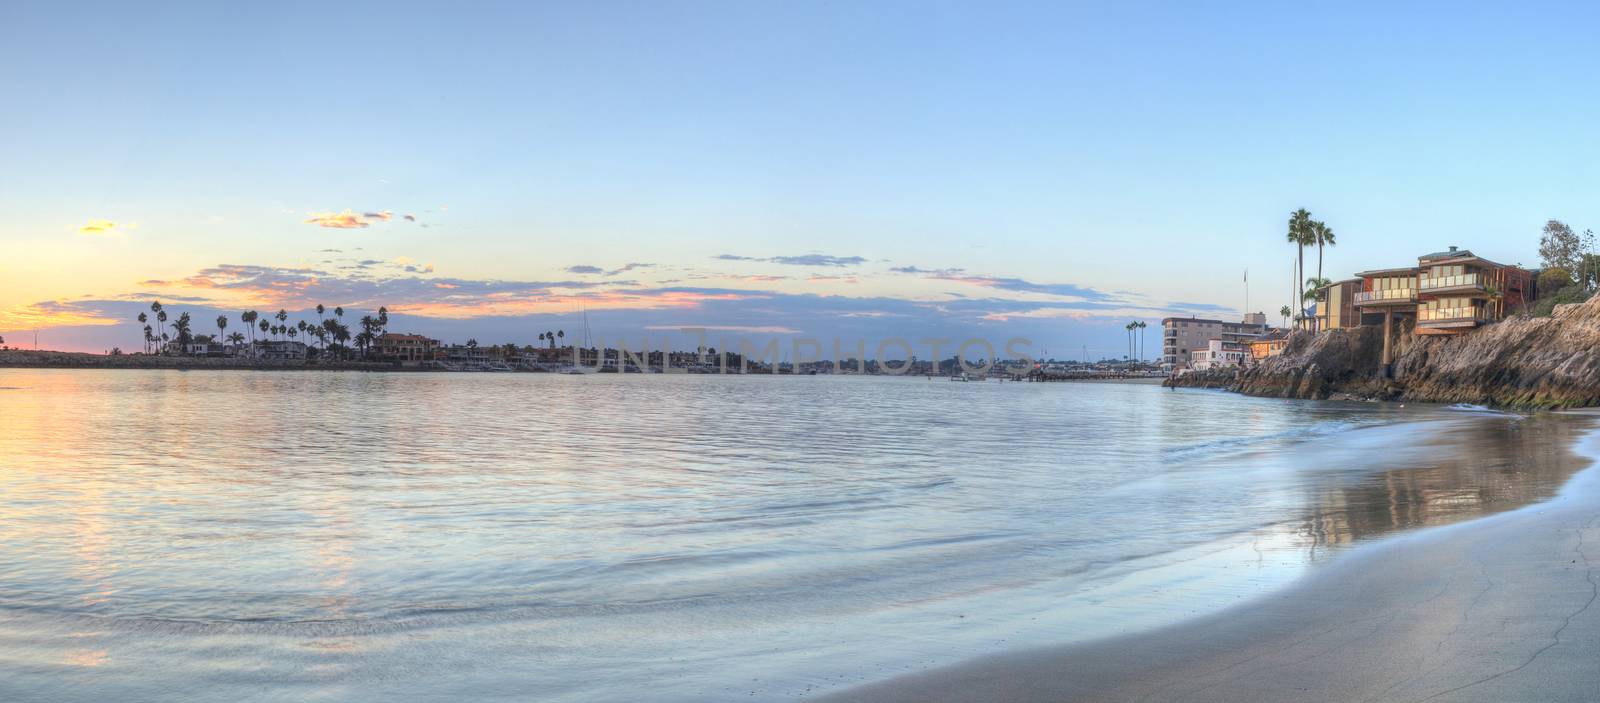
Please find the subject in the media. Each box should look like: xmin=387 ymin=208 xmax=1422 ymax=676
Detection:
xmin=1417 ymin=306 xmax=1489 ymax=331
xmin=1419 ymin=272 xmax=1485 ymax=295
xmin=1353 ymin=288 xmax=1418 ymax=306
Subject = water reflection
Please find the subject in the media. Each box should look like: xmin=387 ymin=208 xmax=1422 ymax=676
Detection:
xmin=0 ymin=369 xmax=1592 ymax=702
xmin=1290 ymin=413 xmax=1585 ymax=556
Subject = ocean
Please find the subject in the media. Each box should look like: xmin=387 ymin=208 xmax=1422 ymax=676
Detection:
xmin=0 ymin=369 xmax=1586 ymax=701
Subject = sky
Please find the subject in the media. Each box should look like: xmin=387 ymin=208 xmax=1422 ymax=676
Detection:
xmin=4 ymin=1 xmax=1600 ymax=358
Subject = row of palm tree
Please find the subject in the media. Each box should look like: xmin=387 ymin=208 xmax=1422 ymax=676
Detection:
xmin=1124 ymin=320 xmax=1148 ymax=362
xmin=1286 ymin=209 xmax=1337 ymax=330
xmin=134 ymin=302 xmax=575 ymax=362
xmin=136 ymin=301 xmax=385 ymax=359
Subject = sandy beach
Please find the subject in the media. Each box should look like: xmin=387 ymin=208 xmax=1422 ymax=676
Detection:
xmin=824 ymin=413 xmax=1600 ymax=702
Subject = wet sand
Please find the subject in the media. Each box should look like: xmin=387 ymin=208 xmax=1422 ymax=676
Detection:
xmin=824 ymin=412 xmax=1600 ymax=702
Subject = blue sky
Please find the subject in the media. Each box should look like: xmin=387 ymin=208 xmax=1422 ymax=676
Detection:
xmin=3 ymin=1 xmax=1599 ymax=356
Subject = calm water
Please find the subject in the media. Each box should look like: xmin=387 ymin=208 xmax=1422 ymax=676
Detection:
xmin=0 ymin=369 xmax=1590 ymax=701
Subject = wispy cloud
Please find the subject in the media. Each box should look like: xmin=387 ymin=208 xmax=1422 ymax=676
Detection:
xmin=305 ymin=208 xmax=418 ymax=229
xmin=78 ymin=219 xmax=133 ymax=236
xmin=716 ymin=253 xmax=866 ymax=267
xmin=568 ymin=262 xmax=656 ymax=276
xmin=304 ymin=211 xmax=371 ymax=229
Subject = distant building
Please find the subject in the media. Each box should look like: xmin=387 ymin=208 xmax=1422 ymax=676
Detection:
xmin=376 ymin=333 xmax=441 ymax=364
xmin=1161 ymin=316 xmax=1270 ymax=370
xmin=257 ymin=340 xmax=308 ymax=360
xmin=1248 ymin=329 xmax=1290 ymax=361
xmin=1191 ymin=339 xmax=1248 ymax=370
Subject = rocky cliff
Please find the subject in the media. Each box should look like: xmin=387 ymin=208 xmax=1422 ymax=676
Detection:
xmin=1168 ymin=293 xmax=1600 ymax=408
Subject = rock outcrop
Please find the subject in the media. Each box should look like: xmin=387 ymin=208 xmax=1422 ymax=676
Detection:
xmin=1167 ymin=293 xmax=1600 ymax=408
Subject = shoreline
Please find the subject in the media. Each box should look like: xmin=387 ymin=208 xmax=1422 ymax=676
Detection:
xmin=823 ymin=411 xmax=1600 ymax=702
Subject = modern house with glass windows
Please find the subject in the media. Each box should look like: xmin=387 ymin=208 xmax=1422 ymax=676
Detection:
xmin=1414 ymin=246 xmax=1533 ymax=335
xmin=1343 ymin=246 xmax=1533 ymax=373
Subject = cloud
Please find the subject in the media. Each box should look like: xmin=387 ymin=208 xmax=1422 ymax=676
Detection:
xmin=304 ymin=209 xmax=415 ymax=229
xmin=897 ymin=267 xmax=1116 ymax=302
xmin=304 ymin=211 xmax=370 ymax=229
xmin=568 ymin=262 xmax=655 ymax=276
xmin=770 ymin=255 xmax=866 ymax=267
xmin=605 ymin=262 xmax=653 ymax=276
xmin=807 ymin=274 xmax=859 ymax=284
xmin=715 ymin=253 xmax=866 ymax=267
xmin=1165 ymin=301 xmax=1236 ymax=314
xmin=890 ymin=265 xmax=965 ymax=275
xmin=78 ymin=219 xmax=132 ymax=236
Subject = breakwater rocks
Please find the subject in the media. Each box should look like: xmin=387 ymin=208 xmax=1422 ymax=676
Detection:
xmin=0 ymin=350 xmax=402 ymax=372
xmin=1165 ymin=293 xmax=1600 ymax=408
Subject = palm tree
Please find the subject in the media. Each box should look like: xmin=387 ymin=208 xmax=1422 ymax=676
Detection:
xmin=315 ymin=305 xmax=327 ymax=353
xmin=172 ymin=312 xmax=193 ymax=353
xmin=332 ymin=322 xmax=351 ymax=358
xmin=1279 ymin=305 xmax=1292 ymax=328
xmin=156 ymin=309 xmax=169 ymax=353
xmin=1312 ymin=220 xmax=1336 ymax=287
xmin=1287 ymin=209 xmax=1315 ymax=318
xmin=242 ymin=311 xmax=258 ymax=346
xmin=1303 ymin=276 xmax=1333 ymax=332
xmin=1137 ymin=321 xmax=1147 ymax=363
xmin=546 ymin=329 xmax=556 ymax=350
xmin=216 ymin=315 xmax=228 ymax=350
xmin=557 ymin=330 xmax=564 ymax=347
xmin=137 ymin=312 xmax=149 ymax=353
xmin=258 ymin=318 xmax=270 ymax=344
xmin=228 ymin=332 xmax=245 ymax=346
xmin=538 ymin=332 xmax=546 ymax=348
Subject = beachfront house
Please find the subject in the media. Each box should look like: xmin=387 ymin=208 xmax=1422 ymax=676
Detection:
xmin=1190 ymin=339 xmax=1248 ymax=370
xmin=256 ymin=340 xmax=309 ymax=361
xmin=1414 ymin=247 xmax=1533 ymax=335
xmin=376 ymin=333 xmax=441 ymax=366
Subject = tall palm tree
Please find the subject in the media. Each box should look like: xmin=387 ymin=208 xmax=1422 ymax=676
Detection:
xmin=258 ymin=318 xmax=270 ymax=344
xmin=216 ymin=315 xmax=228 ymax=350
xmin=137 ymin=312 xmax=149 ymax=353
xmin=557 ymin=330 xmax=564 ymax=347
xmin=1312 ymin=220 xmax=1336 ymax=287
xmin=1280 ymin=304 xmax=1292 ymax=328
xmin=1137 ymin=321 xmax=1147 ymax=363
xmin=241 ymin=311 xmax=258 ymax=346
xmin=546 ymin=329 xmax=556 ymax=350
xmin=538 ymin=332 xmax=546 ymax=348
xmin=1287 ymin=209 xmax=1314 ymax=319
